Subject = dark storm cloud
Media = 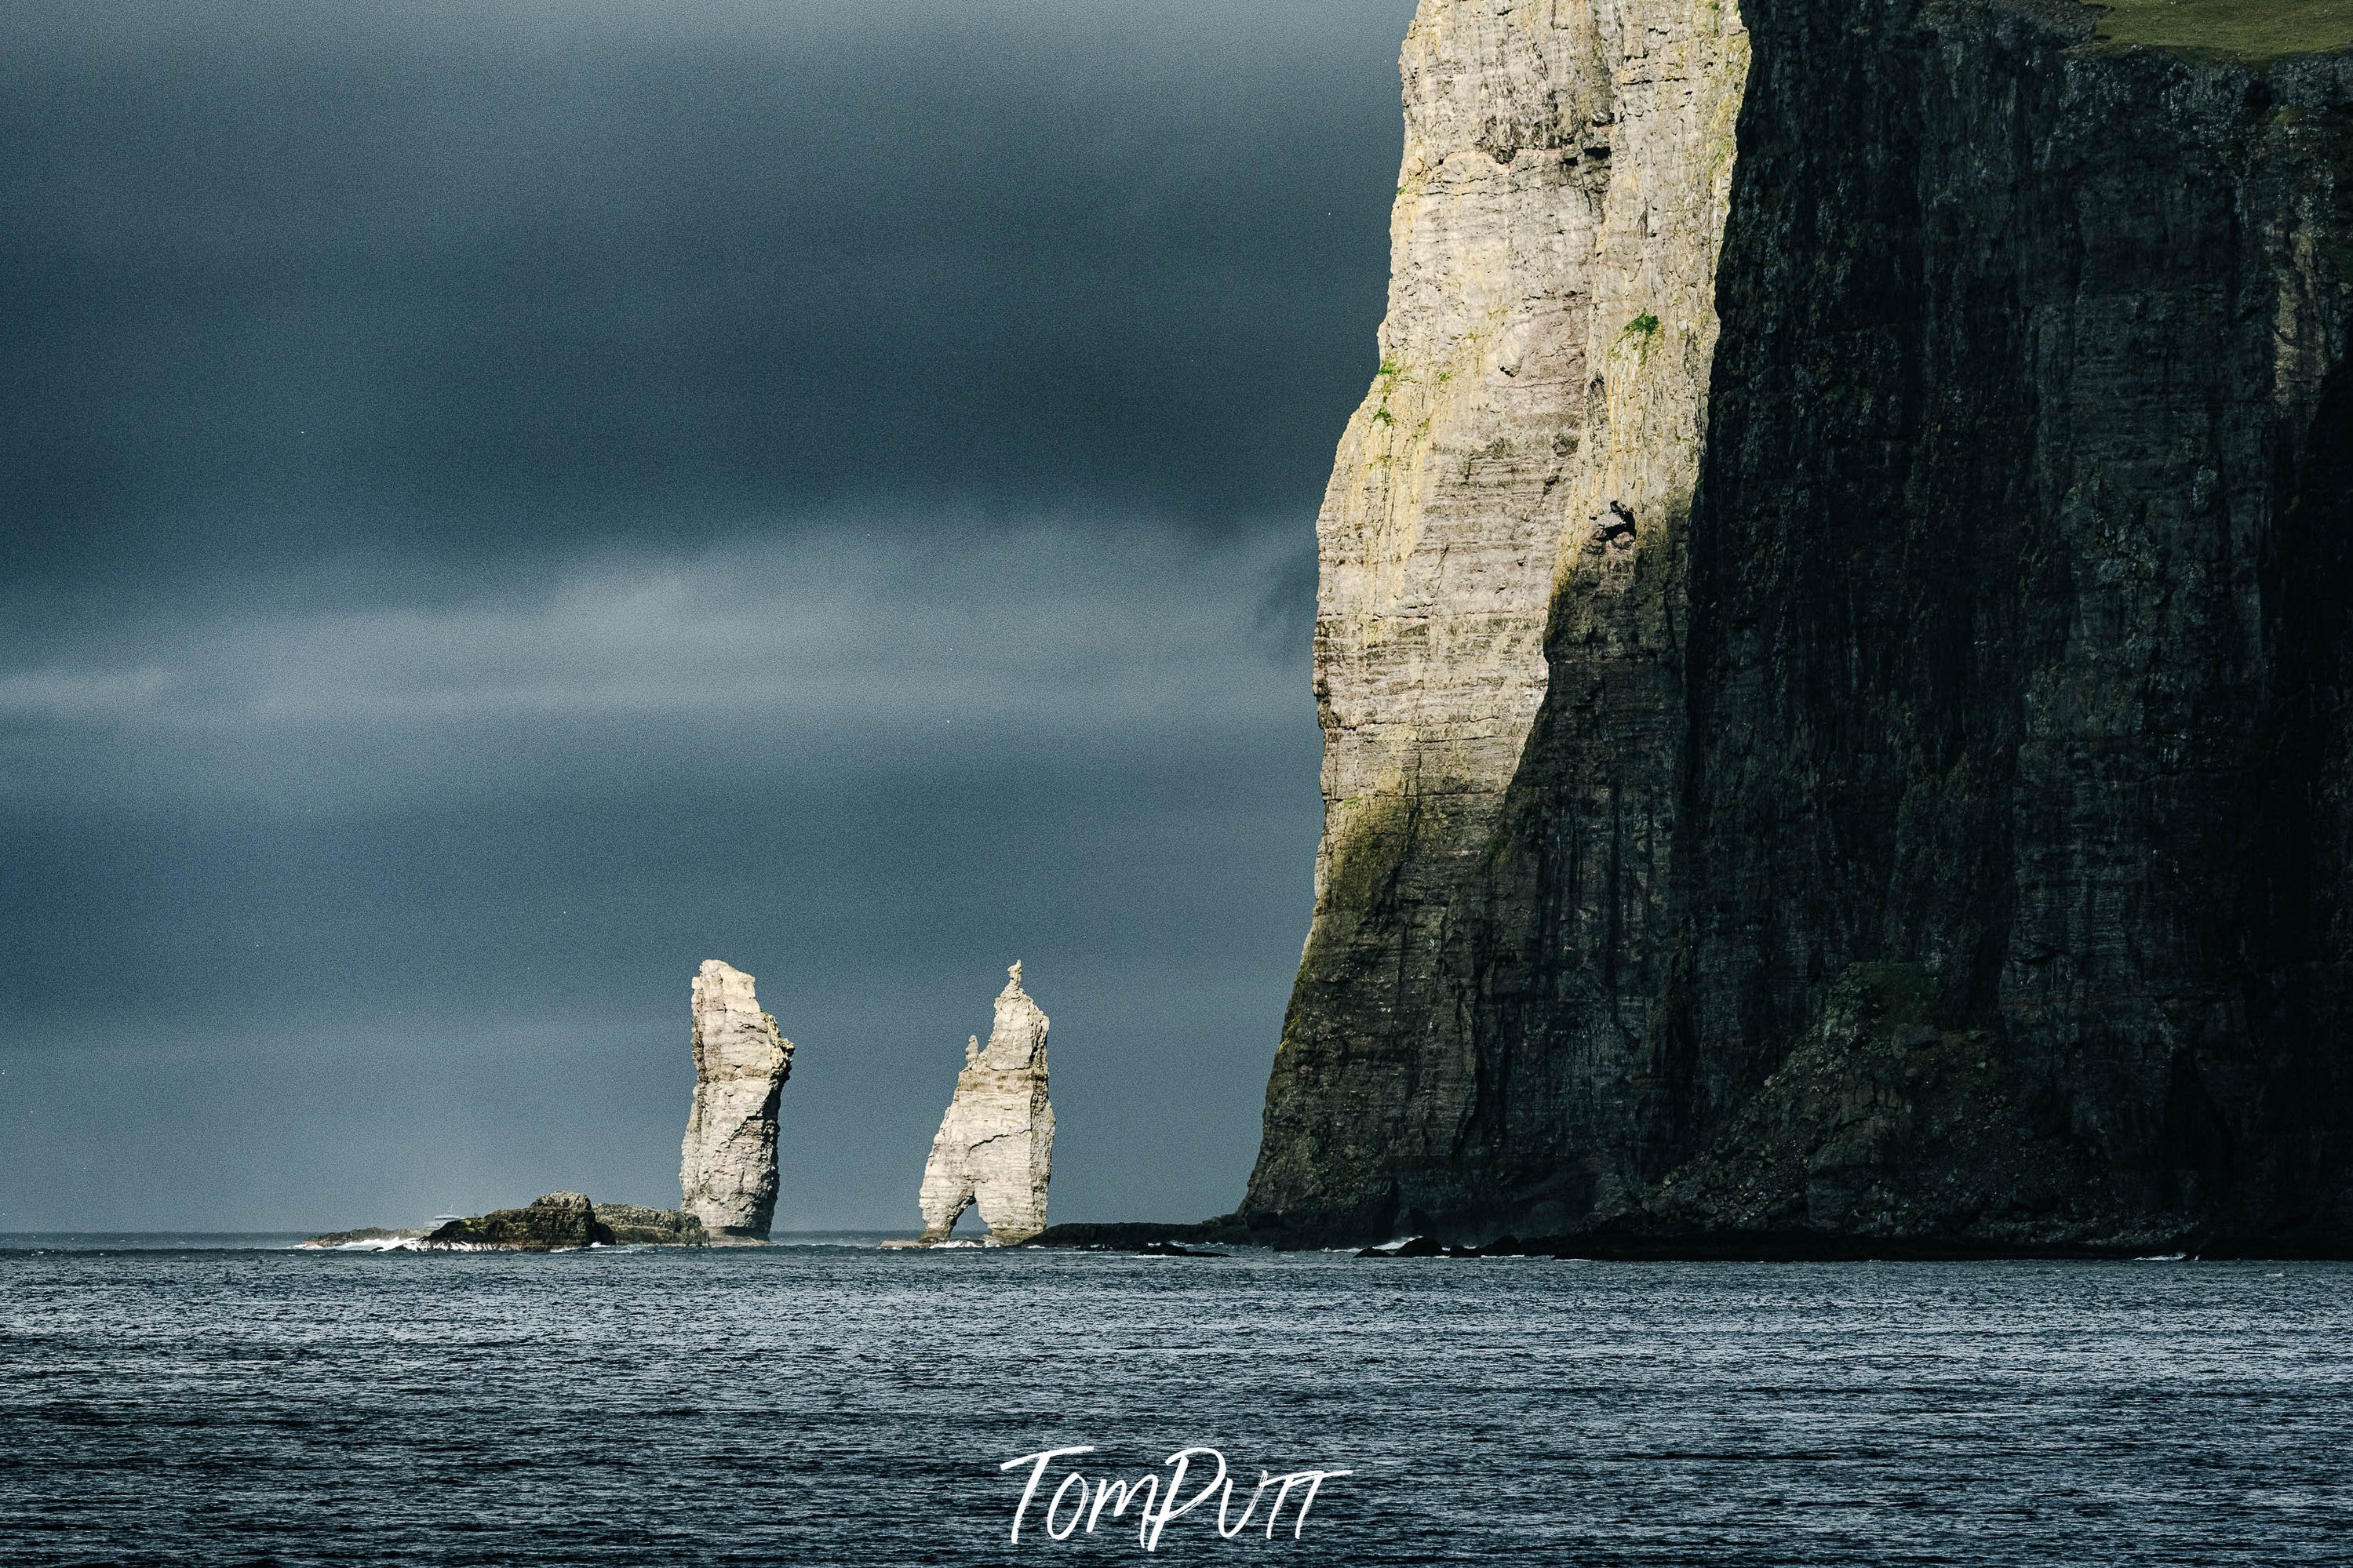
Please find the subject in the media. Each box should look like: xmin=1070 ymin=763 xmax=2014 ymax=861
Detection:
xmin=0 ymin=0 xmax=1414 ymax=1230
xmin=1 ymin=0 xmax=1409 ymax=584
xmin=0 ymin=525 xmax=1309 ymax=811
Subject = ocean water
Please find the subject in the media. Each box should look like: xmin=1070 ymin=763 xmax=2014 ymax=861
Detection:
xmin=2 ymin=1241 xmax=2348 ymax=1565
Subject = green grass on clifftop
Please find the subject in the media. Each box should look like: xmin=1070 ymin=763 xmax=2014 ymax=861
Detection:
xmin=2083 ymin=0 xmax=2353 ymax=63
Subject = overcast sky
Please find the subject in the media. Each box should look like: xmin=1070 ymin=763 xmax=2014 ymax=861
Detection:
xmin=0 ymin=0 xmax=1415 ymax=1232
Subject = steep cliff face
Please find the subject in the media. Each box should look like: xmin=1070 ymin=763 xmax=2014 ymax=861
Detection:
xmin=1249 ymin=0 xmax=1750 ymax=1233
xmin=1243 ymin=0 xmax=2353 ymax=1253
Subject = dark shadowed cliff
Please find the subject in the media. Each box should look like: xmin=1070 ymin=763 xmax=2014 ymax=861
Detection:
xmin=1229 ymin=0 xmax=2353 ymax=1256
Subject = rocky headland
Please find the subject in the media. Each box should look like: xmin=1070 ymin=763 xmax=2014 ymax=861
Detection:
xmin=1043 ymin=0 xmax=2353 ymax=1258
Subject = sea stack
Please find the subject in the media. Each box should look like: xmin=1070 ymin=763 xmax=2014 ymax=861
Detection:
xmin=904 ymin=963 xmax=1054 ymax=1245
xmin=679 ymin=959 xmax=794 ymax=1243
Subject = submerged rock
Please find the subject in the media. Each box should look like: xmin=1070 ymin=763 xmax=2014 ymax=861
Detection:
xmin=679 ymin=959 xmax=795 ymax=1244
xmin=1021 ymin=1222 xmax=1218 ymax=1250
xmin=297 ymin=1227 xmax=426 ymax=1250
xmin=893 ymin=962 xmax=1054 ymax=1246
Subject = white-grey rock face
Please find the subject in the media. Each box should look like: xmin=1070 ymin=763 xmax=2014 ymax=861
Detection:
xmin=1307 ymin=0 xmax=1747 ymax=903
xmin=1244 ymin=0 xmax=1749 ymax=1225
xmin=905 ymin=963 xmax=1054 ymax=1245
xmin=679 ymin=959 xmax=794 ymax=1242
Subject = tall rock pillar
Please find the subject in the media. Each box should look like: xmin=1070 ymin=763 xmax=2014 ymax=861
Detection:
xmin=904 ymin=963 xmax=1054 ymax=1245
xmin=679 ymin=959 xmax=795 ymax=1243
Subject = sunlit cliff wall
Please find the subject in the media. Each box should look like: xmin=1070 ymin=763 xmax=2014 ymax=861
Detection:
xmin=1242 ymin=0 xmax=2353 ymax=1253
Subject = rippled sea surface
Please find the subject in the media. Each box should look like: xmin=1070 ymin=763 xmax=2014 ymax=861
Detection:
xmin=3 ymin=1240 xmax=2350 ymax=1565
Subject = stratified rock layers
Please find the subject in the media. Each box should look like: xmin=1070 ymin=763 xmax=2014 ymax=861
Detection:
xmin=679 ymin=959 xmax=794 ymax=1242
xmin=1248 ymin=0 xmax=1750 ymax=1239
xmin=1243 ymin=0 xmax=2353 ymax=1253
xmin=909 ymin=965 xmax=1054 ymax=1244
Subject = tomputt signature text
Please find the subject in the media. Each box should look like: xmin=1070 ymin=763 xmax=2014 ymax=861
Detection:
xmin=1002 ymin=1446 xmax=1351 ymax=1551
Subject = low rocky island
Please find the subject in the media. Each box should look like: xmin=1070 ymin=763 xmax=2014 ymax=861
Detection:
xmin=302 ymin=1195 xmax=709 ymax=1250
xmin=421 ymin=1191 xmax=613 ymax=1250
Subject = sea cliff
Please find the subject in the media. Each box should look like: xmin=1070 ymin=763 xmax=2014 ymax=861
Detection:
xmin=1237 ymin=0 xmax=2353 ymax=1254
